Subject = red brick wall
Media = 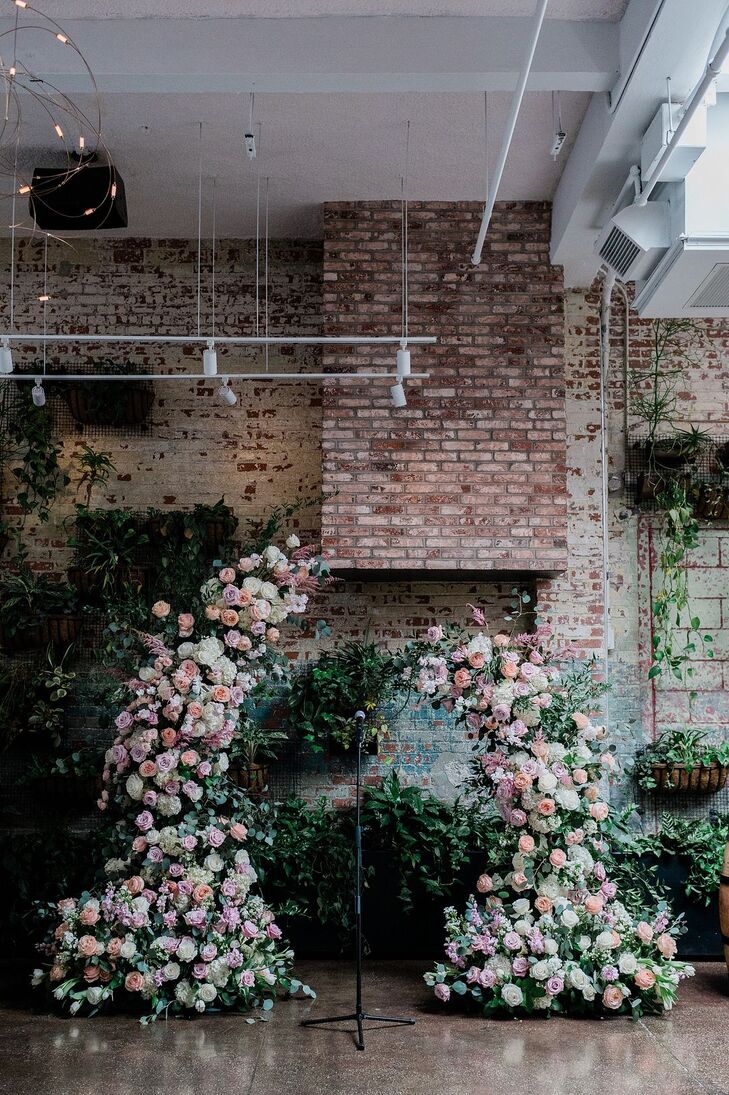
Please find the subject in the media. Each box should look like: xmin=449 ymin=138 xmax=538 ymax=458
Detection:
xmin=320 ymin=201 xmax=567 ymax=573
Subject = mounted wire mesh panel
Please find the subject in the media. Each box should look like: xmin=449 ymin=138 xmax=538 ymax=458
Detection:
xmin=625 ymin=432 xmax=729 ymax=513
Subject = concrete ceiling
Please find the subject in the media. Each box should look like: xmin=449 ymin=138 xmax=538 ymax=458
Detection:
xmin=31 ymin=1 xmax=629 ymax=20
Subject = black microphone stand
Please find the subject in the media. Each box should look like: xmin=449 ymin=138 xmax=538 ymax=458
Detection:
xmin=301 ymin=710 xmax=416 ymax=1051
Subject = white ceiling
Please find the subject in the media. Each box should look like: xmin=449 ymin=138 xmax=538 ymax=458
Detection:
xmin=5 ymin=90 xmax=590 ymax=237
xmin=32 ymin=1 xmax=629 ymax=20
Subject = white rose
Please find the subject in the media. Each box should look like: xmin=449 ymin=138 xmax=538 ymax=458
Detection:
xmin=138 ymin=667 xmax=156 ymax=682
xmin=259 ymin=581 xmax=278 ymax=601
xmin=501 ymin=983 xmax=524 ymax=1007
xmin=561 ymin=908 xmax=579 ymax=929
xmin=618 ymin=953 xmax=638 ymax=975
xmin=145 ymin=829 xmax=160 ymax=845
xmin=199 ymin=983 xmax=217 ymax=1003
xmin=86 ymin=986 xmax=104 ymax=1006
xmin=538 ymin=770 xmax=558 ymax=793
xmin=286 ymin=534 xmax=300 ymax=549
xmin=512 ymin=898 xmax=531 ymax=917
xmin=582 ymin=982 xmax=596 ymax=1001
xmin=216 ymin=753 xmax=229 ymax=773
xmin=163 ymin=962 xmax=181 ymax=981
xmin=177 ymin=642 xmax=195 ymax=659
xmin=554 ymin=787 xmax=581 ymax=811
xmin=242 ymin=577 xmax=262 ymax=595
xmin=568 ymin=967 xmax=587 ymax=990
xmin=177 ymin=939 xmax=196 ymax=962
xmin=120 ymin=940 xmax=136 ymax=959
xmin=543 ymin=938 xmax=558 ymax=956
xmin=531 ymin=960 xmax=550 ymax=981
xmin=125 ymin=773 xmax=144 ymax=800
xmin=596 ymin=931 xmax=617 ymax=951
xmin=204 ymin=852 xmax=224 ymax=872
xmin=578 ymin=935 xmax=592 ymax=952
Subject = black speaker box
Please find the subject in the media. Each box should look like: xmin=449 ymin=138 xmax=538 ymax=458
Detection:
xmin=28 ymin=163 xmax=128 ymax=230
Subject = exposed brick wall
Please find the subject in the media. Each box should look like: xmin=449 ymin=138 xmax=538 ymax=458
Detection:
xmin=319 ymin=202 xmax=567 ymax=573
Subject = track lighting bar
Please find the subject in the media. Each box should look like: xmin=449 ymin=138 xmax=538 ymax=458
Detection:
xmin=3 ymin=372 xmax=430 ymax=382
xmin=0 ymin=334 xmax=436 ymax=346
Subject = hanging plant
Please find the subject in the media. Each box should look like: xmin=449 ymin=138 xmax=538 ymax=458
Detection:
xmin=649 ymin=481 xmax=714 ymax=681
xmin=2 ymin=380 xmax=69 ymax=524
xmin=61 ymin=360 xmax=153 ymax=427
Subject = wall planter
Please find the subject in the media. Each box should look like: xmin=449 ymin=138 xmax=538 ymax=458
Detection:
xmin=147 ymin=515 xmax=231 ymax=552
xmin=64 ymin=382 xmax=154 ymax=427
xmin=649 ymin=761 xmax=729 ymax=794
xmin=694 ymin=484 xmax=729 ymax=521
xmin=68 ymin=564 xmax=147 ymax=603
xmin=0 ymin=614 xmax=82 ymax=654
xmin=229 ymin=762 xmax=270 ymax=798
xmin=721 ymin=839 xmax=729 ymax=975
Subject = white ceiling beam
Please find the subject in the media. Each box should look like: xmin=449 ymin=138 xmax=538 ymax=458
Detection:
xmin=551 ymin=0 xmax=729 ymax=286
xmin=3 ymin=15 xmax=618 ymax=94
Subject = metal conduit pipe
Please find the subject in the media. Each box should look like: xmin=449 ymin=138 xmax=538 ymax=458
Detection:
xmin=598 ymin=267 xmax=616 ymax=729
xmin=471 ymin=0 xmax=549 ymax=265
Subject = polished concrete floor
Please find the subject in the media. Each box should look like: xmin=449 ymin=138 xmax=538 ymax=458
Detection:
xmin=0 ymin=961 xmax=727 ymax=1095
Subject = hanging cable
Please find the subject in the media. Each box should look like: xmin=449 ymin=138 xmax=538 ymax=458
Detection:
xmin=196 ymin=121 xmax=203 ymax=338
xmin=483 ymin=91 xmax=489 ymax=199
xmin=400 ymin=119 xmax=410 ymax=343
xmin=255 ymin=122 xmax=262 ymax=339
xmin=211 ymin=176 xmax=216 ymax=339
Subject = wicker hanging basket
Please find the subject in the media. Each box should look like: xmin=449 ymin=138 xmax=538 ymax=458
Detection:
xmin=650 ymin=761 xmax=729 ymax=794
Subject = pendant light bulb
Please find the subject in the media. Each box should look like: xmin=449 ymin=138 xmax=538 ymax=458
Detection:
xmin=32 ymin=378 xmax=46 ymax=407
xmin=217 ymin=377 xmax=237 ymax=406
xmin=203 ymin=339 xmax=218 ymax=377
xmin=0 ymin=339 xmax=13 ymax=375
xmin=396 ymin=339 xmax=411 ymax=379
xmin=390 ymin=381 xmax=407 ymax=408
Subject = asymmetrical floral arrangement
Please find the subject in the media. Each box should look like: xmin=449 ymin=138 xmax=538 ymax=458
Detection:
xmin=408 ymin=617 xmax=694 ymax=1017
xmin=33 ymin=535 xmax=327 ymax=1021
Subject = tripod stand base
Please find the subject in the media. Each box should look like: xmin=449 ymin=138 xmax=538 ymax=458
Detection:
xmin=301 ymin=1011 xmax=416 ymax=1051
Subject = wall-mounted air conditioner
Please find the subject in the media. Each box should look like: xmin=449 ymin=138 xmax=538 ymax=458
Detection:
xmin=596 ymin=202 xmax=671 ymax=281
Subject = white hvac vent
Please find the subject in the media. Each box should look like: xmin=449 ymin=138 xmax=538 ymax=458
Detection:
xmin=686 ymin=264 xmax=729 ymax=309
xmin=598 ymin=226 xmax=641 ymax=278
xmin=594 ymin=202 xmax=670 ymax=282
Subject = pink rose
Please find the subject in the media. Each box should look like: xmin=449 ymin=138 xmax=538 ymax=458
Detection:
xmin=590 ymin=802 xmax=609 ymax=822
xmin=125 ymin=971 xmax=145 ymax=992
xmin=537 ymin=798 xmax=555 ymax=816
xmin=636 ymin=921 xmax=654 ymax=944
xmin=434 ymin=983 xmax=451 ymax=1003
xmin=518 ymin=834 xmax=535 ymax=854
xmin=205 ymin=605 xmax=221 ymax=621
xmin=151 ymin=600 xmax=171 ymax=619
xmin=635 ymin=967 xmax=657 ymax=990
xmin=602 ymin=985 xmax=624 ymax=1010
xmin=178 ymin=613 xmax=195 ymax=637
xmin=426 ymin=625 xmax=443 ymax=642
xmin=207 ymin=827 xmax=226 ymax=848
xmin=266 ymin=627 xmax=280 ymax=643
xmin=476 ymin=873 xmax=493 ymax=894
xmin=219 ymin=567 xmax=237 ymax=583
xmin=212 ymin=686 xmax=230 ymax=703
xmin=509 ymin=809 xmax=527 ymax=827
xmin=572 ymin=712 xmax=589 ymax=730
xmin=535 ymin=895 xmax=553 ymax=914
xmin=572 ymin=768 xmax=588 ymax=785
xmin=79 ymin=906 xmax=99 ymax=926
xmin=453 ymin=668 xmax=472 ymax=690
xmin=656 ymin=933 xmax=677 ymax=959
xmin=549 ymin=849 xmax=567 ymax=868
xmin=230 ymin=823 xmax=248 ymax=841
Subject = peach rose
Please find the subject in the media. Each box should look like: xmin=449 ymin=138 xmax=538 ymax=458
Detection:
xmin=84 ymin=966 xmax=100 ymax=983
xmin=161 ymin=728 xmax=177 ymax=746
xmin=501 ymin=660 xmax=518 ymax=679
xmin=125 ymin=971 xmax=145 ymax=992
xmin=178 ymin=613 xmax=195 ymax=636
xmin=220 ymin=609 xmax=239 ymax=627
xmin=453 ymin=668 xmax=472 ymax=690
xmin=50 ymin=964 xmax=66 ymax=982
xmin=219 ymin=567 xmax=236 ymax=583
xmin=180 ymin=750 xmax=199 ymax=766
xmin=635 ymin=967 xmax=656 ymax=990
xmin=636 ymin=921 xmax=654 ymax=944
xmin=193 ymin=884 xmax=213 ymax=904
xmin=126 ymin=876 xmax=145 ymax=896
xmin=212 ymin=686 xmax=231 ymax=703
xmin=493 ymin=633 xmax=510 ymax=647
xmin=572 ymin=768 xmax=588 ymax=785
xmin=187 ymin=702 xmax=203 ymax=719
xmin=584 ymin=895 xmax=604 ymax=915
xmin=230 ymin=823 xmax=248 ymax=841
xmin=78 ymin=935 xmax=98 ymax=958
xmin=107 ymin=938 xmax=123 ymax=959
xmin=476 ymin=873 xmax=493 ymax=894
xmin=79 ymin=906 xmax=99 ymax=927
xmin=513 ymin=772 xmax=532 ymax=792
xmin=590 ymin=801 xmax=609 ymax=822
xmin=179 ymin=659 xmax=199 ymax=679
xmin=518 ymin=834 xmax=535 ymax=854
xmin=151 ymin=600 xmax=171 ymax=619
xmin=468 ymin=652 xmax=485 ymax=670
xmin=535 ymin=895 xmax=553 ymax=914
xmin=132 ymin=836 xmax=147 ymax=853
xmin=99 ymin=969 xmax=113 ymax=984
xmin=532 ymin=739 xmax=549 ymax=760
xmin=602 ymin=985 xmax=623 ymax=1010
xmin=237 ymin=588 xmax=253 ymax=606
xmin=205 ymin=605 xmax=221 ymax=621
xmin=656 ymin=933 xmax=677 ymax=959
xmin=139 ymin=761 xmax=157 ymax=778
xmin=266 ymin=627 xmax=280 ymax=643
xmin=537 ymin=798 xmax=555 ymax=816
xmin=549 ymin=849 xmax=567 ymax=868
xmin=572 ymin=712 xmax=589 ymax=730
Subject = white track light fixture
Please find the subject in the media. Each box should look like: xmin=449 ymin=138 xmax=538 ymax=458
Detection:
xmin=203 ymin=339 xmax=218 ymax=376
xmin=218 ymin=377 xmax=237 ymax=406
xmin=31 ymin=377 xmax=45 ymax=407
xmin=396 ymin=339 xmax=411 ymax=379
xmin=0 ymin=339 xmax=13 ymax=374
xmin=245 ymin=91 xmax=256 ymax=159
xmin=390 ymin=381 xmax=407 ymax=408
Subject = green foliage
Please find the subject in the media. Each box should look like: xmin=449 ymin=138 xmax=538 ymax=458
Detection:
xmin=0 ymin=568 xmax=78 ymax=639
xmin=70 ymin=507 xmax=148 ymax=598
xmin=3 ymin=382 xmax=69 ymax=523
xmin=230 ymin=719 xmax=290 ymax=767
xmin=146 ymin=499 xmax=237 ymax=615
xmin=634 ymin=727 xmax=729 ymax=790
xmin=650 ymin=481 xmax=713 ymax=681
xmin=75 ymin=445 xmax=116 ymax=508
xmin=630 ymin=319 xmax=702 ymax=450
xmin=622 ymin=813 xmax=729 ymax=906
xmin=287 ymin=638 xmax=402 ymax=752
xmin=26 ymin=644 xmax=77 ymax=747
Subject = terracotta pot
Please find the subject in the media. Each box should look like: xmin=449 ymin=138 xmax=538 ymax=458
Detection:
xmin=0 ymin=614 xmax=82 ymax=653
xmin=230 ymin=763 xmax=270 ymax=798
xmin=650 ymin=761 xmax=729 ymax=794
xmin=65 ymin=384 xmax=154 ymax=427
xmin=721 ymin=840 xmax=729 ymax=976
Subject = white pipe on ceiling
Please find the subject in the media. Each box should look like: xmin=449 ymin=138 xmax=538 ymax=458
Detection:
xmin=3 ymin=372 xmax=430 ymax=382
xmin=470 ymin=0 xmax=550 ymax=265
xmin=0 ymin=334 xmax=436 ymax=346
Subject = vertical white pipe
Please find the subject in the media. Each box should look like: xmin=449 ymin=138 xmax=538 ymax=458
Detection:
xmin=471 ymin=0 xmax=549 ymax=265
xmin=599 ymin=269 xmax=615 ymax=726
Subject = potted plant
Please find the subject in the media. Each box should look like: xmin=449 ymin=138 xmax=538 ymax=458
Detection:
xmin=0 ymin=569 xmax=81 ymax=653
xmin=68 ymin=507 xmax=148 ymax=601
xmin=228 ymin=721 xmax=289 ymax=798
xmin=287 ymin=639 xmax=401 ymax=755
xmin=147 ymin=499 xmax=238 ymax=554
xmin=62 ymin=360 xmax=154 ymax=427
xmin=634 ymin=728 xmax=729 ymax=794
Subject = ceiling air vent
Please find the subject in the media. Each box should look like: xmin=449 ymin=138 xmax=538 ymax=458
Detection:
xmin=686 ymin=264 xmax=729 ymax=309
xmin=595 ymin=201 xmax=670 ymax=282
